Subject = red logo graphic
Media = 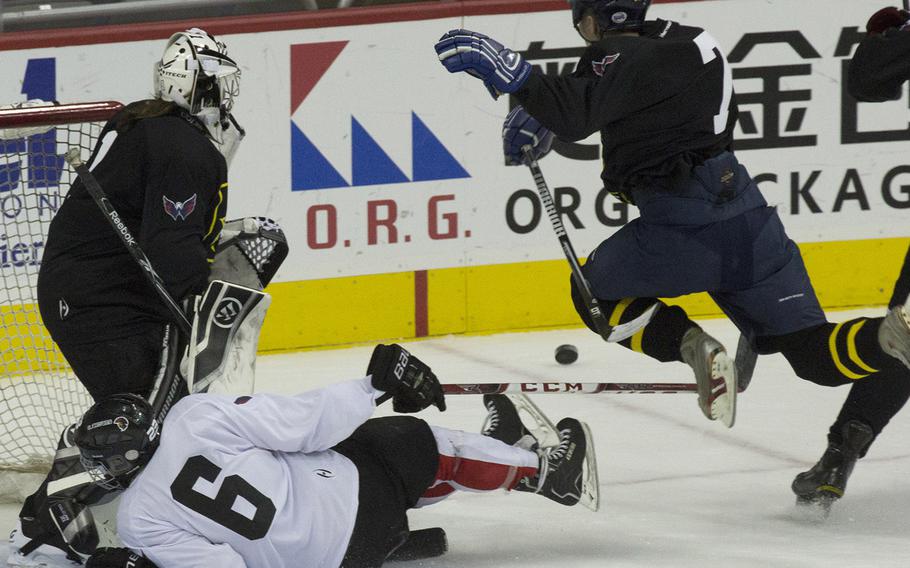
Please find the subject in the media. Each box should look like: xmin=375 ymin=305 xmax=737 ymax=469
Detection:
xmin=592 ymin=53 xmax=621 ymax=76
xmin=163 ymin=194 xmax=197 ymax=221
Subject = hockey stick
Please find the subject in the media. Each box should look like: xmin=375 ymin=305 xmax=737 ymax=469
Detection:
xmin=521 ymin=147 xmax=656 ymax=343
xmin=443 ymin=382 xmax=698 ymax=394
xmin=63 ymin=148 xmax=191 ymax=336
xmin=522 ymin=148 xmax=757 ymax=393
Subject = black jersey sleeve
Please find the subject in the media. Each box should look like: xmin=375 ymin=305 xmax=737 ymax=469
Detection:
xmin=513 ymin=32 xmax=707 ymax=142
xmin=848 ymin=29 xmax=910 ymax=102
xmin=512 ymin=45 xmax=644 ymax=141
xmin=136 ymin=118 xmax=228 ymax=303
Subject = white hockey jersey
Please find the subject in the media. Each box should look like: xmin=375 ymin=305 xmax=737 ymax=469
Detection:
xmin=117 ymin=378 xmax=384 ymax=568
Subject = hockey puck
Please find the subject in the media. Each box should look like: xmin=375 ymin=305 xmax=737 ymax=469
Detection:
xmin=555 ymin=344 xmax=578 ymax=365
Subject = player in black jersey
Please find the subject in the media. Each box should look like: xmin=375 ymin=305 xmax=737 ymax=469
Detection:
xmin=788 ymin=5 xmax=910 ymax=515
xmin=435 ymin=0 xmax=910 ymax=489
xmin=8 ymin=28 xmax=259 ymax=567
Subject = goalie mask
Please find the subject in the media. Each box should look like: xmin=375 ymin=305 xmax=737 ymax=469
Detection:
xmin=570 ymin=0 xmax=652 ymax=39
xmin=154 ymin=27 xmax=242 ymax=147
xmin=74 ymin=393 xmax=161 ymax=491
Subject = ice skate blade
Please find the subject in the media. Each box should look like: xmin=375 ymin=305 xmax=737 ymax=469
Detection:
xmin=578 ymin=420 xmax=601 ymax=512
xmin=709 ymin=350 xmax=737 ymax=428
xmin=504 ymin=393 xmax=560 ymax=448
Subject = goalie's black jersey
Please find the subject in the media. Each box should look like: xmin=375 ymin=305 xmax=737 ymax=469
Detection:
xmin=514 ymin=19 xmax=737 ymax=200
xmin=848 ymin=28 xmax=910 ymax=102
xmin=38 ymin=102 xmax=227 ymax=344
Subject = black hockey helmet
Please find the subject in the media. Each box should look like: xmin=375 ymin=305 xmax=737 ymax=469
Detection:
xmin=73 ymin=393 xmax=161 ymax=491
xmin=570 ymin=0 xmax=652 ymax=34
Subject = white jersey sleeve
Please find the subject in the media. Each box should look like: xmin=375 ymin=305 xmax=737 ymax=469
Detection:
xmin=201 ymin=376 xmax=384 ymax=453
xmin=125 ymin=527 xmax=247 ymax=568
xmin=117 ymin=377 xmax=388 ymax=568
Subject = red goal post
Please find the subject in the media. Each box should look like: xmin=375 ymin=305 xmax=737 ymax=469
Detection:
xmin=0 ymin=100 xmax=122 ymax=501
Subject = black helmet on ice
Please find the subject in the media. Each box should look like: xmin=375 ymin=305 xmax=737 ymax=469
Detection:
xmin=74 ymin=393 xmax=160 ymax=491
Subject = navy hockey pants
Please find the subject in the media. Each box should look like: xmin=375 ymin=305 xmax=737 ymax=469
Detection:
xmin=581 ymin=205 xmax=827 ymax=351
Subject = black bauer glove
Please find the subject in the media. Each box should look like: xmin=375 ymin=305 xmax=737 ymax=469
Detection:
xmin=86 ymin=548 xmax=158 ymax=568
xmin=368 ymin=344 xmax=446 ymax=412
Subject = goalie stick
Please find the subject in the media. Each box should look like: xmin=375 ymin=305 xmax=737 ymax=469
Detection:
xmin=387 ymin=528 xmax=448 ymax=562
xmin=522 ymin=146 xmax=657 ymax=343
xmin=64 ymin=148 xmax=191 ymax=421
xmin=63 ymin=148 xmax=191 ymax=336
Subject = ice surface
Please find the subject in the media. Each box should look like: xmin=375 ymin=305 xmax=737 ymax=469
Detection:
xmin=2 ymin=308 xmax=909 ymax=567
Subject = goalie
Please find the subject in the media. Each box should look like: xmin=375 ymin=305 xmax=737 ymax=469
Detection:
xmin=9 ymin=28 xmax=288 ymax=566
xmin=73 ymin=345 xmax=598 ymax=568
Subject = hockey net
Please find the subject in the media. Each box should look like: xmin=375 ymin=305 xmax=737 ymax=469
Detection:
xmin=0 ymin=101 xmax=122 ymax=501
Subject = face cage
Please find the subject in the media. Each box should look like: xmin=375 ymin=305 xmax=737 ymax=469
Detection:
xmin=80 ymin=453 xmax=136 ymax=491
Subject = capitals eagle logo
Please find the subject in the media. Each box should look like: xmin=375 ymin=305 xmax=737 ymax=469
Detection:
xmin=592 ymin=53 xmax=621 ymax=77
xmin=163 ymin=194 xmax=197 ymax=221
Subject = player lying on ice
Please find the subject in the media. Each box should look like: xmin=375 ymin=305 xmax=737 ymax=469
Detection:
xmin=66 ymin=344 xmax=598 ymax=568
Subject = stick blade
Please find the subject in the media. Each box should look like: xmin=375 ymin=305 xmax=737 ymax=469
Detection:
xmin=387 ymin=527 xmax=448 ymax=561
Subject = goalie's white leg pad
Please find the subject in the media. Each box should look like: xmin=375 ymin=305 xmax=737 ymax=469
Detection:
xmin=187 ymin=280 xmax=271 ymax=395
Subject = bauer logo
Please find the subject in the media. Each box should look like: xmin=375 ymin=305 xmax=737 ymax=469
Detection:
xmin=289 ymin=41 xmax=470 ymax=191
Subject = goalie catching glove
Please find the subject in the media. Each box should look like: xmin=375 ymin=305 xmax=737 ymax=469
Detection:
xmin=86 ymin=548 xmax=157 ymax=568
xmin=368 ymin=344 xmax=446 ymax=412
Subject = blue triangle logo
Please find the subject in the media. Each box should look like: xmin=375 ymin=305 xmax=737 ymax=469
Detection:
xmin=291 ymin=122 xmax=349 ymax=191
xmin=412 ymin=112 xmax=470 ymax=182
xmin=351 ymin=117 xmax=410 ymax=187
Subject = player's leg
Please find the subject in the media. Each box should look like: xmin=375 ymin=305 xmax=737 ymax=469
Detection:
xmin=879 ymin=252 xmax=910 ymax=367
xmin=573 ymin=219 xmax=736 ymax=425
xmin=722 ymin=211 xmax=910 ymax=511
xmin=769 ymin=322 xmax=910 ymax=511
xmin=790 ymin=369 xmax=910 ymax=514
xmin=478 ymin=394 xmax=599 ymax=510
xmin=334 ymin=416 xmax=439 ymax=567
xmin=417 ymin=425 xmax=538 ymax=505
xmin=888 ymin=243 xmax=910 ymax=310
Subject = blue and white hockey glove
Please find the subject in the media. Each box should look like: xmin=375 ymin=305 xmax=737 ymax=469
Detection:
xmin=435 ymin=29 xmax=531 ymax=100
xmin=502 ymin=106 xmax=555 ymax=166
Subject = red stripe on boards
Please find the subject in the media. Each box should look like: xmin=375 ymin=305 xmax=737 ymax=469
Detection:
xmin=414 ymin=270 xmax=429 ymax=338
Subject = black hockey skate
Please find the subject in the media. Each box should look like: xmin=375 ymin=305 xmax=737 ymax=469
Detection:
xmin=516 ymin=418 xmax=600 ymax=511
xmin=481 ymin=393 xmax=561 ymax=449
xmin=791 ymin=420 xmax=874 ymax=517
xmin=482 ymin=394 xmax=535 ymax=447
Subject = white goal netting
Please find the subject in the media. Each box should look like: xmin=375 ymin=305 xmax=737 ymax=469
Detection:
xmin=0 ymin=101 xmax=122 ymax=501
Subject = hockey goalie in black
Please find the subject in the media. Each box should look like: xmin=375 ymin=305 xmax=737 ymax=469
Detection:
xmin=435 ymin=0 xmax=910 ymax=506
xmin=10 ymin=28 xmax=288 ymax=566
